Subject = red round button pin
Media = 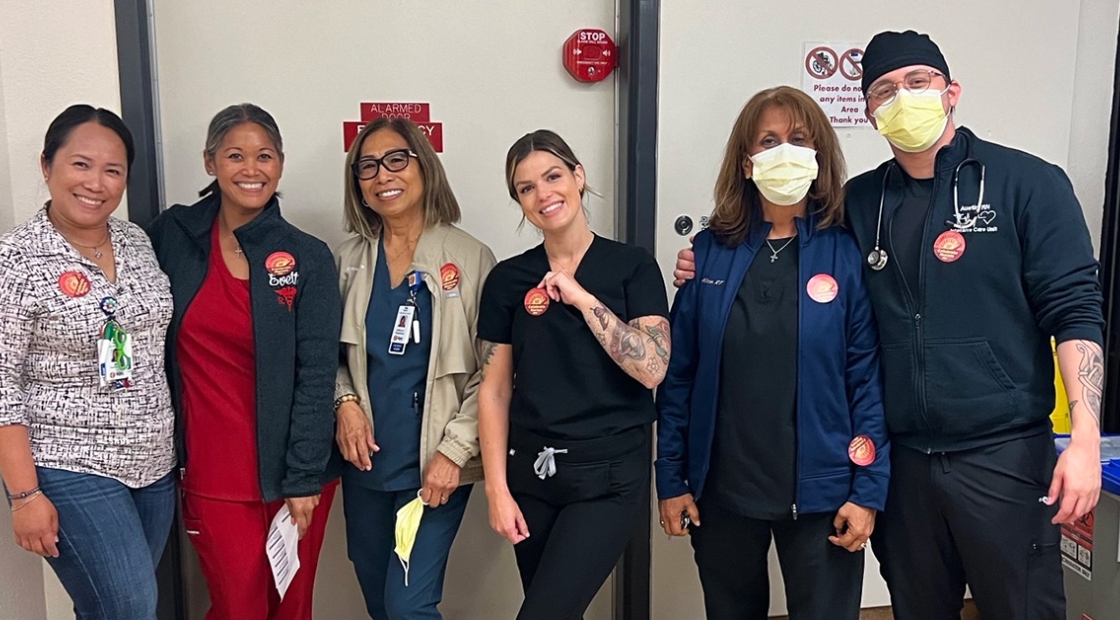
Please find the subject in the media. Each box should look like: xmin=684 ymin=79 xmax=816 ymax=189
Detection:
xmin=524 ymin=288 xmax=550 ymax=316
xmin=266 ymin=251 xmax=296 ymax=276
xmin=806 ymin=273 xmax=839 ymax=303
xmin=58 ymin=271 xmax=91 ymax=298
xmin=440 ymin=263 xmax=460 ymax=291
xmin=932 ymin=231 xmax=966 ymax=263
xmin=848 ymin=435 xmax=876 ymax=466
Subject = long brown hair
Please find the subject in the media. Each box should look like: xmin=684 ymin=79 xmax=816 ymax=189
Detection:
xmin=709 ymin=86 xmax=846 ymax=247
xmin=342 ymin=118 xmax=460 ymax=240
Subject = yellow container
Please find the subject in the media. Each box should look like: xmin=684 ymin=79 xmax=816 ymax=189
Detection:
xmin=1050 ymin=339 xmax=1071 ymax=433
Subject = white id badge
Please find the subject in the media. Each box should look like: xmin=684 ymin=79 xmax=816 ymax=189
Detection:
xmin=98 ymin=333 xmax=134 ymax=389
xmin=389 ymin=305 xmax=416 ymax=355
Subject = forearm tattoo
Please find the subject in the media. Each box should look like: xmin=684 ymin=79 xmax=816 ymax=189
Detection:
xmin=1075 ymin=341 xmax=1104 ymax=424
xmin=592 ymin=305 xmax=609 ymax=330
xmin=610 ymin=324 xmax=648 ymax=361
xmin=642 ymin=319 xmax=671 ymax=366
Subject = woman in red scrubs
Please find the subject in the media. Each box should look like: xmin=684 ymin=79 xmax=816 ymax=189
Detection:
xmin=147 ymin=103 xmax=341 ymax=620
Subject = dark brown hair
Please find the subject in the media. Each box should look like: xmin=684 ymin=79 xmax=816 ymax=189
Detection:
xmin=709 ymin=86 xmax=846 ymax=247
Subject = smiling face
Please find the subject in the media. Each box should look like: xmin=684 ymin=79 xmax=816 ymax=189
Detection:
xmin=511 ymin=150 xmax=586 ymax=234
xmin=40 ymin=121 xmax=128 ymax=230
xmin=357 ymin=128 xmax=425 ymax=222
xmin=205 ymin=122 xmax=283 ymax=212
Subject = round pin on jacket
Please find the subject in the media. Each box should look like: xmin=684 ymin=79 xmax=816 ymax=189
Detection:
xmin=440 ymin=263 xmax=460 ymax=291
xmin=265 ymin=251 xmax=296 ymax=276
xmin=58 ymin=271 xmax=91 ymax=298
xmin=99 ymin=296 xmax=119 ymax=315
xmin=806 ymin=273 xmax=839 ymax=303
xmin=848 ymin=435 xmax=876 ymax=466
xmin=524 ymin=288 xmax=550 ymax=316
xmin=932 ymin=231 xmax=966 ymax=263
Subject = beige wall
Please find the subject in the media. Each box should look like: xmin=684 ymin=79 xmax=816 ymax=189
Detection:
xmin=0 ymin=1 xmax=121 ymax=619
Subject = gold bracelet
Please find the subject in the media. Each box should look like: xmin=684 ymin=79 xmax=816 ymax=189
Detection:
xmin=10 ymin=490 xmax=43 ymax=512
xmin=334 ymin=394 xmax=360 ymax=412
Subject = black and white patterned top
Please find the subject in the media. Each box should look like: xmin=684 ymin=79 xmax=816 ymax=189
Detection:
xmin=0 ymin=208 xmax=175 ymax=488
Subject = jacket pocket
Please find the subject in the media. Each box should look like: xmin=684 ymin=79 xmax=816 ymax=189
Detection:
xmin=923 ymin=339 xmax=1017 ymax=436
xmin=434 ymin=301 xmax=474 ymax=378
xmin=879 ymin=342 xmax=920 ymax=434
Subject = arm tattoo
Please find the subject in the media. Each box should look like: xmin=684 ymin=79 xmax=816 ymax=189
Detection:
xmin=477 ymin=339 xmax=498 ymax=380
xmin=1075 ymin=342 xmax=1104 ymax=423
xmin=609 ymin=323 xmax=647 ymax=361
xmin=641 ymin=319 xmax=671 ymax=365
xmin=592 ymin=305 xmax=610 ymax=330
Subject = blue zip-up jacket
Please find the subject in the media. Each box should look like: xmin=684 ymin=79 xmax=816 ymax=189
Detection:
xmin=656 ymin=215 xmax=890 ymax=514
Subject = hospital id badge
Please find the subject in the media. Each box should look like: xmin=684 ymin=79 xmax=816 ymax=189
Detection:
xmin=98 ymin=329 xmax=134 ymax=390
xmin=389 ymin=304 xmax=416 ymax=355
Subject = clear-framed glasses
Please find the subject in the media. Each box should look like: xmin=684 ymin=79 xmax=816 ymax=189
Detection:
xmin=867 ymin=70 xmax=948 ymax=106
xmin=351 ymin=148 xmax=417 ymax=181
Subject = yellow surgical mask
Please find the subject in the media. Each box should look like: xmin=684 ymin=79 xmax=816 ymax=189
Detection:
xmin=394 ymin=494 xmax=427 ymax=586
xmin=749 ymin=143 xmax=819 ymax=206
xmin=872 ymin=89 xmax=949 ymax=153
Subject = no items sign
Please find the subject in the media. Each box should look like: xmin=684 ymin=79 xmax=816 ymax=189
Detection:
xmin=801 ymin=42 xmax=869 ymax=128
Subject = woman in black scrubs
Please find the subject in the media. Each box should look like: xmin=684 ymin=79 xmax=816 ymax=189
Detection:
xmin=476 ymin=130 xmax=670 ymax=620
xmin=656 ymin=86 xmax=889 ymax=620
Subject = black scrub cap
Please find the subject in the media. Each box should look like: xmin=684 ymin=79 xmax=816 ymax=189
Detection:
xmin=861 ymin=30 xmax=951 ymax=94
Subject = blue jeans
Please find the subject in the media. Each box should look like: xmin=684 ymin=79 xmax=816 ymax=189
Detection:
xmin=342 ymin=481 xmax=472 ymax=620
xmin=37 ymin=467 xmax=176 ymax=620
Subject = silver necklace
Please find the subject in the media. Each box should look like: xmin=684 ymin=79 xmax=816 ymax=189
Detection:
xmin=765 ymin=237 xmax=796 ymax=263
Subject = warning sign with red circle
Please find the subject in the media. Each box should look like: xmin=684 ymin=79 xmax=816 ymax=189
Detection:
xmin=840 ymin=48 xmax=864 ymax=81
xmin=805 ymin=46 xmax=838 ymax=79
xmin=801 ymin=42 xmax=869 ymax=129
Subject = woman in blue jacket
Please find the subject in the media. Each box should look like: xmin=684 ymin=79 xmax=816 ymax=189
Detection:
xmin=655 ymin=86 xmax=889 ymax=620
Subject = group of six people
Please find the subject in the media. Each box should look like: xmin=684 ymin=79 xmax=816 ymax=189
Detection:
xmin=0 ymin=29 xmax=1105 ymax=620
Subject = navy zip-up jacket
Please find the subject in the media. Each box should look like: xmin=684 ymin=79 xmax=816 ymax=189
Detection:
xmin=147 ymin=193 xmax=342 ymax=501
xmin=656 ymin=215 xmax=890 ymax=515
xmin=846 ymin=127 xmax=1105 ymax=453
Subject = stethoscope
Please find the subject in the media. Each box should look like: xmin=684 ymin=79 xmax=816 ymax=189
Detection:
xmin=866 ymin=158 xmax=986 ymax=271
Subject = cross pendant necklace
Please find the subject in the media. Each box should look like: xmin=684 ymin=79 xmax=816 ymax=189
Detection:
xmin=765 ymin=237 xmax=796 ymax=262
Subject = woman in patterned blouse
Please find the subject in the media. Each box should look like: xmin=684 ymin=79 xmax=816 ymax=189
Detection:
xmin=0 ymin=105 xmax=176 ymax=619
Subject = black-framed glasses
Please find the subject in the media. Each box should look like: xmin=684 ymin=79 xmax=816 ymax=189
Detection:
xmin=867 ymin=70 xmax=948 ymax=106
xmin=351 ymin=148 xmax=417 ymax=180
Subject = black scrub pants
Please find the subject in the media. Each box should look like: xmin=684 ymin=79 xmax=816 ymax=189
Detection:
xmin=506 ymin=426 xmax=649 ymax=620
xmin=689 ymin=499 xmax=864 ymax=620
xmin=872 ymin=432 xmax=1065 ymax=620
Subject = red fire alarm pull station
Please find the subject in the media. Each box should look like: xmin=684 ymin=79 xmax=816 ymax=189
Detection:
xmin=563 ymin=29 xmax=616 ymax=82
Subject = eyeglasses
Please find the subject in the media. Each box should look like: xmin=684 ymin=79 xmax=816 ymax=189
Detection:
xmin=867 ymin=70 xmax=947 ymax=106
xmin=351 ymin=148 xmax=417 ymax=181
